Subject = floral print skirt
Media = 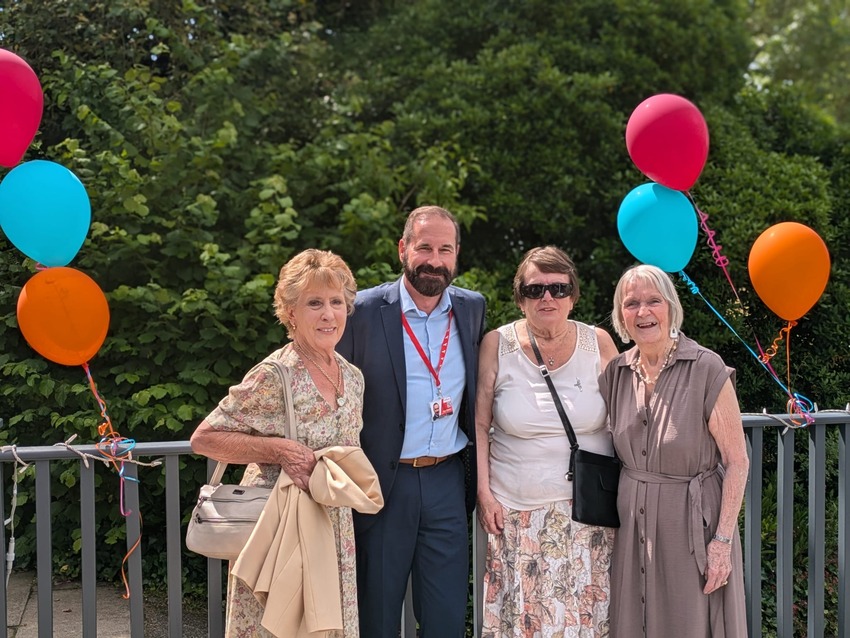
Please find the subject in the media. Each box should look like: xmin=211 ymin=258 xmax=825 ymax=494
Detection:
xmin=482 ymin=500 xmax=614 ymax=638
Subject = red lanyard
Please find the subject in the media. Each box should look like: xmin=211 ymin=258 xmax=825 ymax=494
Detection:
xmin=401 ymin=309 xmax=453 ymax=395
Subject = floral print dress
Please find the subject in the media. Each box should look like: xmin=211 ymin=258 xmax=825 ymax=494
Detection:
xmin=205 ymin=345 xmax=365 ymax=638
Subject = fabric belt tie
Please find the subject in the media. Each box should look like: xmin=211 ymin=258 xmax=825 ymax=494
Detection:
xmin=623 ymin=464 xmax=723 ymax=575
xmin=398 ymin=455 xmax=451 ymax=468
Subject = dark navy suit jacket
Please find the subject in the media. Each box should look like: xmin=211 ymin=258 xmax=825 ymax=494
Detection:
xmin=337 ymin=278 xmax=486 ymax=531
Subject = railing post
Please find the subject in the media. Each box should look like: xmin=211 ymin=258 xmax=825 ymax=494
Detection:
xmin=808 ymin=424 xmax=826 ymax=637
xmin=839 ymin=422 xmax=849 ymax=636
xmin=776 ymin=429 xmax=794 ymax=637
xmin=35 ymin=460 xmax=53 ymax=638
xmin=165 ymin=455 xmax=184 ymax=636
xmin=204 ymin=458 xmax=225 ymax=638
xmin=123 ymin=463 xmax=144 ymax=636
xmin=0 ymin=461 xmax=7 ymax=638
xmin=80 ymin=460 xmax=97 ymax=637
xmin=744 ymin=426 xmax=763 ymax=638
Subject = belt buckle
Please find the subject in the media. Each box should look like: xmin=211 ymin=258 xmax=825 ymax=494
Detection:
xmin=412 ymin=456 xmax=427 ymax=468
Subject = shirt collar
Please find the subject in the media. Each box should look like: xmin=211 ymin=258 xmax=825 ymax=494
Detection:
xmin=399 ymin=278 xmax=453 ymax=317
xmin=618 ymin=333 xmax=698 ymax=367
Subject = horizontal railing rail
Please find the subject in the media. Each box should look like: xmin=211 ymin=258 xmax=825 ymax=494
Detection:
xmin=0 ymin=409 xmax=848 ymax=637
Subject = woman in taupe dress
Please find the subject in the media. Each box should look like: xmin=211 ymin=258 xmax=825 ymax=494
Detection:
xmin=600 ymin=265 xmax=749 ymax=637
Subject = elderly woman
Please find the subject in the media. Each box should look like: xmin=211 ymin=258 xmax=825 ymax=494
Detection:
xmin=601 ymin=264 xmax=749 ymax=637
xmin=476 ymin=246 xmax=619 ymax=637
xmin=191 ymin=249 xmax=365 ymax=638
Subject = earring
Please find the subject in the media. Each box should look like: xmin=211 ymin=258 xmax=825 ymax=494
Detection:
xmin=669 ymin=326 xmax=679 ymax=339
xmin=621 ymin=334 xmax=631 ymax=344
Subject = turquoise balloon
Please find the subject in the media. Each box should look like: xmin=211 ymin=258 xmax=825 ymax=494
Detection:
xmin=0 ymin=160 xmax=91 ymax=266
xmin=617 ymin=182 xmax=697 ymax=272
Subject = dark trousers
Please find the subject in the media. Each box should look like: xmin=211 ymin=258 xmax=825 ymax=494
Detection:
xmin=355 ymin=456 xmax=469 ymax=638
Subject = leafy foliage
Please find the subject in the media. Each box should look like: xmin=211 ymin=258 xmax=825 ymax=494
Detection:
xmin=0 ymin=0 xmax=848 ymax=631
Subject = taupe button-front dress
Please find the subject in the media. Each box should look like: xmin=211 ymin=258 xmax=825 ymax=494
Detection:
xmin=600 ymin=335 xmax=747 ymax=638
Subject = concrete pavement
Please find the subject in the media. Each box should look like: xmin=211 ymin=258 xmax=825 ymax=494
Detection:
xmin=6 ymin=570 xmax=131 ymax=637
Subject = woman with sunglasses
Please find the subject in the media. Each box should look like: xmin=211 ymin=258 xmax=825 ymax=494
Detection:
xmin=475 ymin=246 xmax=619 ymax=637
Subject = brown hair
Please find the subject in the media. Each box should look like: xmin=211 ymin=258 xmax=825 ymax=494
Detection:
xmin=512 ymin=246 xmax=580 ymax=306
xmin=402 ymin=205 xmax=461 ymax=246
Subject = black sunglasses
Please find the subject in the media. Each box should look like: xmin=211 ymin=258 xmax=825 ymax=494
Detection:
xmin=519 ymin=282 xmax=574 ymax=299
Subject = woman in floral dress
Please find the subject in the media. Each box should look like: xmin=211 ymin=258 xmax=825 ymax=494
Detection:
xmin=475 ymin=246 xmax=619 ymax=638
xmin=191 ymin=249 xmax=365 ymax=637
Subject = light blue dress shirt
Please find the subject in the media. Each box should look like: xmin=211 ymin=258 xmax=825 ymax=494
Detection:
xmin=398 ymin=282 xmax=468 ymax=458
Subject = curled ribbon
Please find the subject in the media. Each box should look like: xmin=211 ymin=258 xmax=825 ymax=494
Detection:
xmin=82 ymin=362 xmax=141 ymax=599
xmin=678 ymin=272 xmax=814 ymax=426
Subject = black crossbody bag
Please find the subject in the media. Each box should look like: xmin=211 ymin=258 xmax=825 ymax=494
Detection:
xmin=528 ymin=327 xmax=621 ymax=528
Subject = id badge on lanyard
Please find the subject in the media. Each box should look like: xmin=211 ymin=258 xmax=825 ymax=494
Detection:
xmin=401 ymin=309 xmax=455 ymax=421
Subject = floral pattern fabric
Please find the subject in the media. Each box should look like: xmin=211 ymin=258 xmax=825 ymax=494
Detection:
xmin=482 ymin=500 xmax=614 ymax=638
xmin=205 ymin=345 xmax=364 ymax=638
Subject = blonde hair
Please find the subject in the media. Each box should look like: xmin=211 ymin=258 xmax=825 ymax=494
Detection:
xmin=611 ymin=264 xmax=683 ymax=343
xmin=273 ymin=249 xmax=356 ymax=337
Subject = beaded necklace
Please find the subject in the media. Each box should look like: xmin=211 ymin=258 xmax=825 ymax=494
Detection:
xmin=634 ymin=339 xmax=678 ymax=385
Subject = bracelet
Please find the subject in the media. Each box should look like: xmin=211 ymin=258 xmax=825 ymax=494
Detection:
xmin=712 ymin=533 xmax=732 ymax=544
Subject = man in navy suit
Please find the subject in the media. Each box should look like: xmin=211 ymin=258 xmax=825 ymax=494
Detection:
xmin=337 ymin=205 xmax=486 ymax=637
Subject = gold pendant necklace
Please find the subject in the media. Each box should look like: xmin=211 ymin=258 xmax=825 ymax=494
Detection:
xmin=295 ymin=344 xmax=345 ymax=406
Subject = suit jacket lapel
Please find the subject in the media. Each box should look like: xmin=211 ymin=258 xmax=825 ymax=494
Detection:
xmin=449 ymin=289 xmax=476 ymax=386
xmin=380 ymin=280 xmax=407 ymax=415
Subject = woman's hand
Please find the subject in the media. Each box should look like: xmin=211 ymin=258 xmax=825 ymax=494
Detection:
xmin=477 ymin=490 xmax=505 ymax=535
xmin=703 ymin=539 xmax=733 ymax=594
xmin=279 ymin=440 xmax=317 ymax=492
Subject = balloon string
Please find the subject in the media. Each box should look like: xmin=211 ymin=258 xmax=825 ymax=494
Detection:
xmin=120 ymin=511 xmax=142 ymax=600
xmin=684 ymin=194 xmax=785 ymax=383
xmin=678 ymin=272 xmax=814 ymax=426
xmin=81 ymin=362 xmax=142 ymax=598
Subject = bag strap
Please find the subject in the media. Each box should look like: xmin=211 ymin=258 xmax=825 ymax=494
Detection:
xmin=208 ymin=355 xmax=297 ymax=484
xmin=526 ymin=325 xmax=580 ymax=454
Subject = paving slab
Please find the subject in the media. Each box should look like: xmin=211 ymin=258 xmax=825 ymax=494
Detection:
xmin=8 ymin=573 xmax=131 ymax=638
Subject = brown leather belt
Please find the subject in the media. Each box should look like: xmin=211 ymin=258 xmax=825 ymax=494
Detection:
xmin=398 ymin=455 xmax=452 ymax=468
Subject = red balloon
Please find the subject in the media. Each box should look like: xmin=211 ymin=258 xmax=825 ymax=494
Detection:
xmin=626 ymin=94 xmax=709 ymax=191
xmin=0 ymin=49 xmax=44 ymax=168
xmin=17 ymin=268 xmax=110 ymax=366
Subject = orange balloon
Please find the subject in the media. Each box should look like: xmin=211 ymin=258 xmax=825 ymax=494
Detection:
xmin=17 ymin=267 xmax=110 ymax=366
xmin=748 ymin=222 xmax=830 ymax=321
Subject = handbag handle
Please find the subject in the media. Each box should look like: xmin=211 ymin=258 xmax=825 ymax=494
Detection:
xmin=527 ymin=326 xmax=581 ymax=481
xmin=208 ymin=356 xmax=297 ymax=484
xmin=527 ymin=326 xmax=580 ymax=454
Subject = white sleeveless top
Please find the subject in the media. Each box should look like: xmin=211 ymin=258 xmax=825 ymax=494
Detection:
xmin=489 ymin=320 xmax=613 ymax=509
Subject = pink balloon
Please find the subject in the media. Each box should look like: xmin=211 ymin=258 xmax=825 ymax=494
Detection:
xmin=0 ymin=49 xmax=44 ymax=168
xmin=625 ymin=94 xmax=709 ymax=192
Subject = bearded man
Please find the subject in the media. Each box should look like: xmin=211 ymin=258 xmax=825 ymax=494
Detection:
xmin=337 ymin=205 xmax=486 ymax=638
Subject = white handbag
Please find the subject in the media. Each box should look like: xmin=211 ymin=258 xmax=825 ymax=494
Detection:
xmin=186 ymin=359 xmax=295 ymax=561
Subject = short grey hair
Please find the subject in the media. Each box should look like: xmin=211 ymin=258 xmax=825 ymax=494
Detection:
xmin=611 ymin=264 xmax=684 ymax=343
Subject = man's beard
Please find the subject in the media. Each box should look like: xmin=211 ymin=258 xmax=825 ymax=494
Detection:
xmin=403 ymin=259 xmax=457 ymax=297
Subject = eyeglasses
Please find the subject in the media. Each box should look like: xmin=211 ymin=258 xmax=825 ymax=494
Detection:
xmin=519 ymin=282 xmax=574 ymax=299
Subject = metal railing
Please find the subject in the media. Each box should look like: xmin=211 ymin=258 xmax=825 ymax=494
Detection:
xmin=0 ymin=410 xmax=848 ymax=637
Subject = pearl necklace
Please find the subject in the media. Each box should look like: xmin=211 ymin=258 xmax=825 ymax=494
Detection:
xmin=295 ymin=344 xmax=345 ymax=407
xmin=634 ymin=339 xmax=678 ymax=385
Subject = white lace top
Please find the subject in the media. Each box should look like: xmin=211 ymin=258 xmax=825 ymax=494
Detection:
xmin=489 ymin=320 xmax=613 ymax=509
